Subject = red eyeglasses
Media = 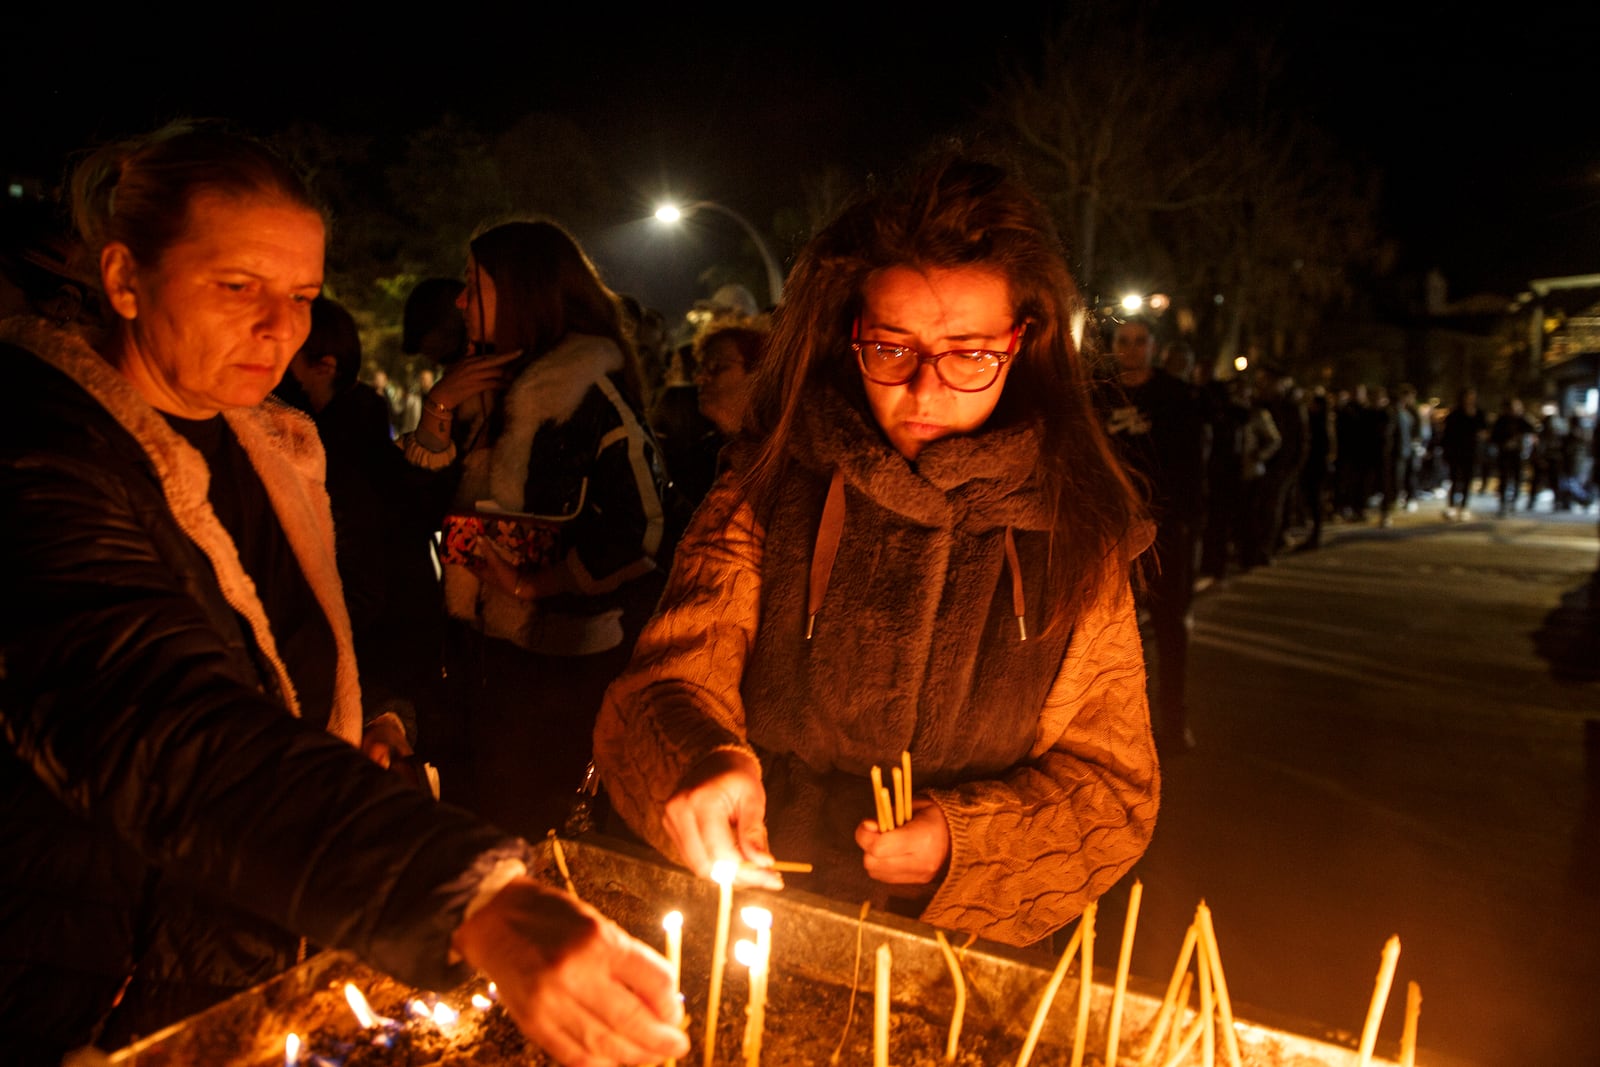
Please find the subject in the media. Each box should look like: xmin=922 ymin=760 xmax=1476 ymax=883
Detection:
xmin=852 ymin=322 xmax=1026 ymax=393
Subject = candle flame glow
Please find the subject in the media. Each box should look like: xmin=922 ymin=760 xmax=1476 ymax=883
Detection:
xmin=432 ymin=1002 xmax=460 ymax=1026
xmin=488 ymin=982 xmax=498 ymax=997
xmin=408 ymin=998 xmax=432 ymax=1019
xmin=284 ymin=1032 xmax=300 ymax=1066
xmin=344 ymin=983 xmax=376 ymax=1029
xmin=472 ymin=993 xmax=493 ymax=1010
xmin=710 ymin=859 xmax=738 ymax=886
xmin=740 ymin=906 xmax=772 ymax=931
xmin=663 ymin=909 xmax=684 ymax=932
xmin=734 ymin=939 xmax=759 ymax=967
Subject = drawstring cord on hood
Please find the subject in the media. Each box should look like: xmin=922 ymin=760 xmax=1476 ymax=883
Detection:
xmin=807 ymin=469 xmax=847 ymax=639
xmin=806 ymin=468 xmax=1028 ymax=641
xmin=1003 ymin=526 xmax=1028 ymax=641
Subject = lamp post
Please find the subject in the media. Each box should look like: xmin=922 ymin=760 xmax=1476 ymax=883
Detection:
xmin=654 ymin=199 xmax=784 ymax=308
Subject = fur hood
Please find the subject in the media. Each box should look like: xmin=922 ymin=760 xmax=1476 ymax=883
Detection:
xmin=0 ymin=316 xmax=363 ymax=744
xmin=474 ymin=333 xmax=623 ymax=513
xmin=789 ymin=384 xmax=1052 ymax=532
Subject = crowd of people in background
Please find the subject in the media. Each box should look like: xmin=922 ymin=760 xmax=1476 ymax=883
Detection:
xmin=1124 ymin=348 xmax=1600 ymax=593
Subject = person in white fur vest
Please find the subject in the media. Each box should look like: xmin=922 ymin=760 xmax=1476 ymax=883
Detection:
xmin=402 ymin=219 xmax=670 ymax=838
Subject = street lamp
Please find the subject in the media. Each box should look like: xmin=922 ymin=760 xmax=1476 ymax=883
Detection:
xmin=653 ymin=199 xmax=784 ymax=308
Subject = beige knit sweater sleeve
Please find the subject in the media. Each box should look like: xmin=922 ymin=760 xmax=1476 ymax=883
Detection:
xmin=595 ymin=472 xmax=1160 ymax=946
xmin=592 ymin=476 xmax=764 ymax=864
xmin=920 ymin=563 xmax=1161 ymax=945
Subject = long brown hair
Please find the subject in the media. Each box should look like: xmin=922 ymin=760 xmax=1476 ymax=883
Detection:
xmin=745 ymin=149 xmax=1145 ymax=632
xmin=467 ymin=219 xmax=645 ymax=409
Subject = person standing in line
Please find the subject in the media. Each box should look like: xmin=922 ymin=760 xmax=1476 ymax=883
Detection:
xmin=1441 ymin=387 xmax=1487 ymax=521
xmin=1098 ymin=317 xmax=1206 ymax=752
xmin=1297 ymin=386 xmax=1335 ymax=550
xmin=1490 ymin=397 xmax=1536 ymax=517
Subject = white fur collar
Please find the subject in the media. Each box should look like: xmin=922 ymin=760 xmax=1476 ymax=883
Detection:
xmin=487 ymin=333 xmax=623 ymax=511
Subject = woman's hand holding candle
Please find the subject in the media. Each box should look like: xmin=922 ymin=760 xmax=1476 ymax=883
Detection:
xmin=451 ymin=877 xmax=689 ymax=1067
xmin=855 ymin=798 xmax=950 ymax=884
xmin=663 ymin=750 xmax=782 ymax=889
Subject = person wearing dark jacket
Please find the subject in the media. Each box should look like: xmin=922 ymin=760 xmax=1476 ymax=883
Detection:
xmin=0 ymin=122 xmax=686 ymax=1067
xmin=1097 ymin=318 xmax=1206 ymax=751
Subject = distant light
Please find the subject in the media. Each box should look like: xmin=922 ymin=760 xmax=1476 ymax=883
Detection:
xmin=1233 ymin=356 xmax=1249 ymax=372
xmin=654 ymin=204 xmax=683 ymax=223
xmin=7 ymin=184 xmax=22 ymax=199
xmin=1148 ymin=293 xmax=1171 ymax=312
xmin=1213 ymin=294 xmax=1225 ymax=306
xmin=1120 ymin=294 xmax=1144 ymax=312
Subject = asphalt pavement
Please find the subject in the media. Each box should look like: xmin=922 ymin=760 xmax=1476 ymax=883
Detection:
xmin=1103 ymin=489 xmax=1600 ymax=1066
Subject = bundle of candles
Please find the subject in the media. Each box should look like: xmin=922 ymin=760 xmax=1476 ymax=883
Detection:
xmin=870 ymin=751 xmax=916 ymax=831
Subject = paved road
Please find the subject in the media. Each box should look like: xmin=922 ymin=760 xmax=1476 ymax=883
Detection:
xmin=1103 ymin=493 xmax=1600 ymax=1065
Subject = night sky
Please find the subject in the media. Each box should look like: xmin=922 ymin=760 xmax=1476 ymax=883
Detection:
xmin=5 ymin=7 xmax=1597 ymax=314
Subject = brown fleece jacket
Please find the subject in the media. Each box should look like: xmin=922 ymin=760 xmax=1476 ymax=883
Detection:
xmin=595 ymin=387 xmax=1159 ymax=947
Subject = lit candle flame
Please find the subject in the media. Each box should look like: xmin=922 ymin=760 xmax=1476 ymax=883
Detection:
xmin=284 ymin=1032 xmax=300 ymax=1066
xmin=734 ymin=939 xmax=759 ymax=968
xmin=408 ymin=998 xmax=432 ymax=1019
xmin=471 ymin=993 xmax=493 ymax=1010
xmin=432 ymin=1002 xmax=460 ymax=1026
xmin=710 ymin=859 xmax=738 ymax=886
xmin=488 ymin=982 xmax=498 ymax=998
xmin=663 ymin=910 xmax=684 ymax=934
xmin=740 ymin=906 xmax=772 ymax=931
xmin=344 ymin=983 xmax=376 ymax=1029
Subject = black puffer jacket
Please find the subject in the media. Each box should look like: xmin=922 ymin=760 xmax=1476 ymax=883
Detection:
xmin=0 ymin=320 xmax=529 ymax=1065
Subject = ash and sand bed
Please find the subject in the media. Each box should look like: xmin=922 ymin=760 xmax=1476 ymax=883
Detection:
xmin=102 ymin=836 xmax=1396 ymax=1066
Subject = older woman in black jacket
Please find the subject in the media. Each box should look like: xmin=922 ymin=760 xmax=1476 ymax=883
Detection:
xmin=0 ymin=122 xmax=685 ymax=1067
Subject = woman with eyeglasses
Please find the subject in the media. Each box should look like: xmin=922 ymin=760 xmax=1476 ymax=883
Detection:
xmin=594 ymin=152 xmax=1159 ymax=947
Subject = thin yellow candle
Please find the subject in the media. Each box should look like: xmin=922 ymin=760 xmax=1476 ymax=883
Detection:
xmin=933 ymin=930 xmax=966 ymax=1063
xmin=1399 ymin=981 xmax=1421 ymax=1067
xmin=891 ymin=765 xmax=906 ymax=826
xmin=734 ymin=940 xmax=761 ymax=1065
xmin=1357 ymin=936 xmax=1402 ymax=1067
xmin=663 ymin=911 xmax=684 ymax=1067
xmin=547 ymin=829 xmax=579 ymax=899
xmin=874 ymin=942 xmax=892 ymax=1067
xmin=1070 ymin=901 xmax=1096 ymax=1067
xmin=741 ymin=906 xmax=773 ymax=1067
xmin=1164 ymin=972 xmax=1194 ymax=1065
xmin=1105 ymin=880 xmax=1142 ymax=1067
xmin=1194 ymin=914 xmax=1214 ymax=1067
xmin=870 ymin=766 xmax=893 ymax=832
xmin=901 ymin=750 xmax=913 ymax=807
xmin=703 ymin=860 xmax=739 ymax=1067
xmin=1138 ymin=924 xmax=1197 ymax=1067
xmin=1016 ymin=921 xmax=1084 ymax=1067
xmin=1196 ymin=902 xmax=1241 ymax=1067
xmin=769 ymin=860 xmax=813 ymax=873
xmin=1158 ymin=1011 xmax=1208 ymax=1067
